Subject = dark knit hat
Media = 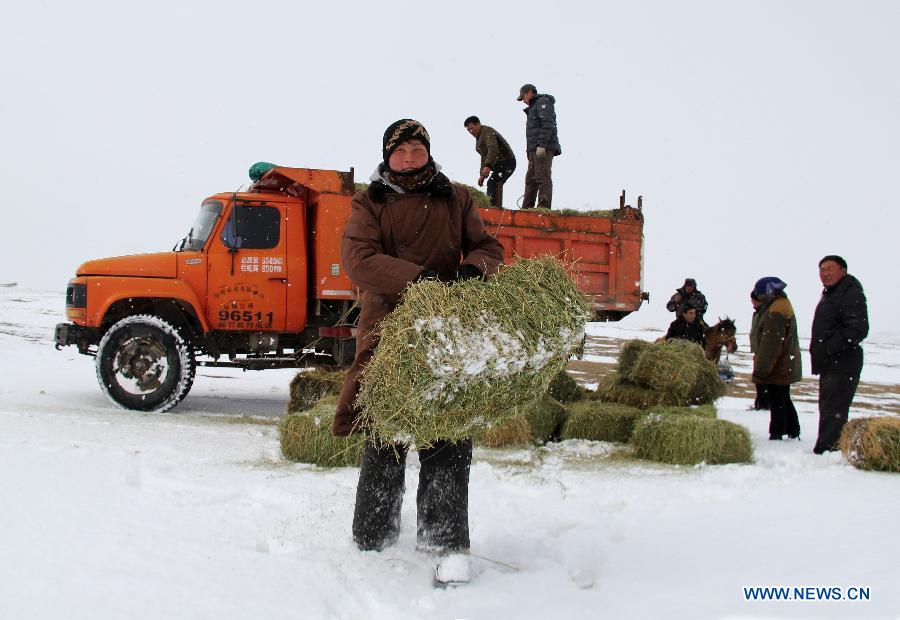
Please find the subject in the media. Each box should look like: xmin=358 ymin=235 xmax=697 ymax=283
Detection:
xmin=382 ymin=119 xmax=431 ymax=164
xmin=683 ymin=278 xmax=697 ymax=288
xmin=753 ymin=276 xmax=787 ymax=297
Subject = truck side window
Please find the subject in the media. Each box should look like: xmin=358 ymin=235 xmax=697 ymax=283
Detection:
xmin=221 ymin=205 xmax=281 ymax=249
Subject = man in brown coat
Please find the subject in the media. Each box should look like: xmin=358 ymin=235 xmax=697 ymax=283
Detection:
xmin=750 ymin=277 xmax=802 ymax=440
xmin=333 ymin=119 xmax=504 ymax=576
xmin=463 ymin=115 xmax=516 ymax=208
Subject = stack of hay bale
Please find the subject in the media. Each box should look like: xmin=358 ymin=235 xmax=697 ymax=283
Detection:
xmin=280 ymin=370 xmax=363 ymax=468
xmin=357 ymin=257 xmax=591 ymax=448
xmin=597 ymin=339 xmax=726 ymax=407
xmin=840 ymin=417 xmax=900 ymax=472
xmin=560 ymin=339 xmax=752 ymax=465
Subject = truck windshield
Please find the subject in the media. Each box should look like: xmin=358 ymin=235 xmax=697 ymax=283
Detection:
xmin=178 ymin=201 xmax=223 ymax=251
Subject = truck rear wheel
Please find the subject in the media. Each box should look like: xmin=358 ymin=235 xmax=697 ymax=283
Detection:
xmin=96 ymin=315 xmax=195 ymax=412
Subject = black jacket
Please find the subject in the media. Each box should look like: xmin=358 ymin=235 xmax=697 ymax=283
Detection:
xmin=666 ymin=287 xmax=708 ymax=321
xmin=665 ymin=317 xmax=706 ymax=348
xmin=810 ymin=274 xmax=868 ymax=375
xmin=524 ymin=94 xmax=562 ymax=155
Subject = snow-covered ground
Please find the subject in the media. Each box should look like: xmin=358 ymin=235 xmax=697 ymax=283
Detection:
xmin=2 ymin=286 xmax=899 ymax=619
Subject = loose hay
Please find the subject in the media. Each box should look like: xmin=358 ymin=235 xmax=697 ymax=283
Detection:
xmin=840 ymin=417 xmax=900 ymax=472
xmin=525 ymin=396 xmax=568 ymax=444
xmin=561 ymin=401 xmax=645 ymax=443
xmin=358 ymin=257 xmax=591 ymax=447
xmin=644 ymin=404 xmax=717 ymax=419
xmin=287 ymin=369 xmax=346 ymax=413
xmin=630 ymin=415 xmax=753 ymax=465
xmin=279 ymin=397 xmax=363 ymax=467
xmin=475 ymin=415 xmax=532 ymax=448
xmin=547 ymin=370 xmax=586 ymax=403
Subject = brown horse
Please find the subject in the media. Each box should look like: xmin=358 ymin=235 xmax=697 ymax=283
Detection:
xmin=705 ymin=317 xmax=737 ymax=363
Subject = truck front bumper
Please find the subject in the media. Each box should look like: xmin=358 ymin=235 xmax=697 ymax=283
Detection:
xmin=54 ymin=322 xmax=100 ymax=354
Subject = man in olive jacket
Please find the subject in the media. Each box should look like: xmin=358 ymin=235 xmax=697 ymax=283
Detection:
xmin=464 ymin=116 xmax=516 ymax=208
xmin=750 ymin=277 xmax=802 ymax=440
xmin=517 ymin=83 xmax=562 ymax=210
xmin=810 ymin=255 xmax=869 ymax=454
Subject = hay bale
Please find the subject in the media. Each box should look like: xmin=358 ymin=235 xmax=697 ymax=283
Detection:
xmin=475 ymin=415 xmax=533 ymax=448
xmin=561 ymin=401 xmax=645 ymax=443
xmin=288 ymin=369 xmax=346 ymax=413
xmin=840 ymin=417 xmax=900 ymax=472
xmin=279 ymin=397 xmax=363 ymax=467
xmin=547 ymin=370 xmax=586 ymax=403
xmin=618 ymin=339 xmax=652 ymax=375
xmin=630 ymin=415 xmax=753 ymax=465
xmin=645 ymin=404 xmax=717 ymax=419
xmin=358 ymin=257 xmax=591 ymax=447
xmin=525 ymin=396 xmax=568 ymax=444
xmin=611 ymin=339 xmax=725 ymax=407
xmin=461 ymin=184 xmax=492 ymax=209
xmin=595 ymin=372 xmax=680 ymax=408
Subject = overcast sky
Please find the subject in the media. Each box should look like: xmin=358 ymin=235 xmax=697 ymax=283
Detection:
xmin=2 ymin=0 xmax=897 ymax=340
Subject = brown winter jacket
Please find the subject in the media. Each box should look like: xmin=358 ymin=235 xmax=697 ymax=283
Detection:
xmin=750 ymin=295 xmax=802 ymax=385
xmin=332 ymin=172 xmax=505 ymax=436
xmin=475 ymin=125 xmax=515 ymax=170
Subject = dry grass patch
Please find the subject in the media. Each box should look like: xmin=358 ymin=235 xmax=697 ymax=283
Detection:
xmin=279 ymin=397 xmax=363 ymax=467
xmin=561 ymin=401 xmax=645 ymax=443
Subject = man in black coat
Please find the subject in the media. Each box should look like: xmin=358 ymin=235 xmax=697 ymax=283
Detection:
xmin=810 ymin=255 xmax=869 ymax=454
xmin=664 ymin=307 xmax=706 ymax=348
xmin=517 ymin=83 xmax=561 ymax=210
xmin=666 ymin=278 xmax=709 ymax=324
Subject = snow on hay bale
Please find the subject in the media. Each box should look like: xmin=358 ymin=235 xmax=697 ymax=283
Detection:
xmin=279 ymin=397 xmax=363 ymax=467
xmin=561 ymin=401 xmax=645 ymax=443
xmin=599 ymin=339 xmax=726 ymax=407
xmin=525 ymin=395 xmax=568 ymax=444
xmin=840 ymin=417 xmax=900 ymax=472
xmin=357 ymin=257 xmax=591 ymax=447
xmin=630 ymin=415 xmax=753 ymax=465
xmin=287 ymin=369 xmax=346 ymax=413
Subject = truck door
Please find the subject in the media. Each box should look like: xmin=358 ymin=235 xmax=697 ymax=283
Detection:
xmin=206 ymin=201 xmax=287 ymax=332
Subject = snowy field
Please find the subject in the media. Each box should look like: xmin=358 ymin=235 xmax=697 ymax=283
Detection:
xmin=1 ymin=286 xmax=899 ymax=620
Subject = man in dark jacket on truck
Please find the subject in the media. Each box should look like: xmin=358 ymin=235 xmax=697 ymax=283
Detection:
xmin=666 ymin=278 xmax=709 ymax=324
xmin=464 ymin=116 xmax=516 ymax=208
xmin=517 ymin=83 xmax=562 ymax=210
xmin=811 ymin=255 xmax=869 ymax=454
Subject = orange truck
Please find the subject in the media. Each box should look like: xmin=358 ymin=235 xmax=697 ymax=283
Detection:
xmin=55 ymin=166 xmax=647 ymax=412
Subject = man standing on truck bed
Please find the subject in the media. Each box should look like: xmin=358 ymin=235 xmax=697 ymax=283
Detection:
xmin=517 ymin=83 xmax=562 ymax=210
xmin=464 ymin=115 xmax=516 ymax=208
xmin=334 ymin=118 xmax=504 ymax=585
xmin=667 ymin=278 xmax=709 ymax=324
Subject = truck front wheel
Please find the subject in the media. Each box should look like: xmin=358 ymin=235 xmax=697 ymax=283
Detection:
xmin=96 ymin=315 xmax=195 ymax=412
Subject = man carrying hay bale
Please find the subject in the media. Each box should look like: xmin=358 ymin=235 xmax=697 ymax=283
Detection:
xmin=332 ymin=119 xmax=504 ymax=583
xmin=749 ymin=277 xmax=801 ymax=441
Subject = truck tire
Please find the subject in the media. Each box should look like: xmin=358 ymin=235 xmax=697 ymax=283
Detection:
xmin=96 ymin=315 xmax=195 ymax=412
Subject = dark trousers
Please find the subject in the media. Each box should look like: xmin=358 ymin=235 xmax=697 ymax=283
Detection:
xmin=814 ymin=371 xmax=859 ymax=453
xmin=766 ymin=383 xmax=800 ymax=439
xmin=352 ymin=438 xmax=472 ymax=552
xmin=753 ymin=383 xmax=770 ymax=410
xmin=486 ymin=158 xmax=516 ymax=208
xmin=522 ymin=150 xmax=554 ymax=209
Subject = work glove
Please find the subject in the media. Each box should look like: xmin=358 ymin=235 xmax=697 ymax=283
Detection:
xmin=454 ymin=264 xmax=482 ymax=282
xmin=414 ymin=268 xmax=439 ymax=282
xmin=535 ymin=146 xmax=547 ymax=161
